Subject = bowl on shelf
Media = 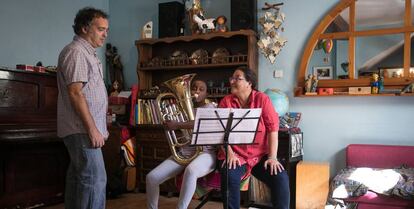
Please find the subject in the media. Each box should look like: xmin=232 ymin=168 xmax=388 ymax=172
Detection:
xmin=190 ymin=49 xmax=209 ymax=65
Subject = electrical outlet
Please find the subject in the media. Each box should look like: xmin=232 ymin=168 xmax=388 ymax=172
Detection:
xmin=274 ymin=69 xmax=283 ymax=78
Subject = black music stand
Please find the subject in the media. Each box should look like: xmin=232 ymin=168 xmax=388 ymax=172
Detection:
xmin=191 ymin=108 xmax=261 ymax=209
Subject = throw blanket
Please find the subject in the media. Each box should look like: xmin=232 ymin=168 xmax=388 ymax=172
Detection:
xmin=330 ymin=166 xmax=414 ymax=200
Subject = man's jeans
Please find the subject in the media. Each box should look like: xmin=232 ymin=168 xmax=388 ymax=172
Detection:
xmin=63 ymin=134 xmax=106 ymax=209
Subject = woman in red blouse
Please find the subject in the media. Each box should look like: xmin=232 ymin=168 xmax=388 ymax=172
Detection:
xmin=218 ymin=66 xmax=289 ymax=209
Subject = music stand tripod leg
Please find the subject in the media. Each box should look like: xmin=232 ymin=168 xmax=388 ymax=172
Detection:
xmin=223 ymin=112 xmax=233 ymax=209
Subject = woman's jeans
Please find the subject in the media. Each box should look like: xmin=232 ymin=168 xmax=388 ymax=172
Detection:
xmin=63 ymin=134 xmax=107 ymax=209
xmin=220 ymin=156 xmax=290 ymax=209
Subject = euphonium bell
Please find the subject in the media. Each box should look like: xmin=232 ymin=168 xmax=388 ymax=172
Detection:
xmin=155 ymin=73 xmax=202 ymax=165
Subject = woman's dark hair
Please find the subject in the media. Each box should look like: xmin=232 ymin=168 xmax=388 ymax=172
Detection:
xmin=236 ymin=66 xmax=257 ymax=89
xmin=73 ymin=7 xmax=108 ymax=35
xmin=191 ymin=79 xmax=207 ymax=87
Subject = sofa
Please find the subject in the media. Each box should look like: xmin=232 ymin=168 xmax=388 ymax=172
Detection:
xmin=343 ymin=144 xmax=414 ymax=209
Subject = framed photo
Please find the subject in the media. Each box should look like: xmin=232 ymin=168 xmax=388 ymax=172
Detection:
xmin=313 ymin=66 xmax=333 ymax=79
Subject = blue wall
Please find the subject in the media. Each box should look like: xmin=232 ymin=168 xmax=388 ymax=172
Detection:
xmin=1 ymin=0 xmax=413 ymax=175
xmin=107 ymin=0 xmax=230 ymax=88
xmin=0 ymin=0 xmax=109 ymax=78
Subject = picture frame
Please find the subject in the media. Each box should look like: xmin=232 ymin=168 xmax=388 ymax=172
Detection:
xmin=313 ymin=66 xmax=333 ymax=80
xmin=379 ymin=67 xmax=404 ymax=78
xmin=290 ymin=133 xmax=303 ymax=158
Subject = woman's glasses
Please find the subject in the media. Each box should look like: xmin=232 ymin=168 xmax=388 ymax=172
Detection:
xmin=229 ymin=77 xmax=246 ymax=82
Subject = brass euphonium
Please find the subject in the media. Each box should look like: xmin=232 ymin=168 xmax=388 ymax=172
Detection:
xmin=155 ymin=73 xmax=202 ymax=165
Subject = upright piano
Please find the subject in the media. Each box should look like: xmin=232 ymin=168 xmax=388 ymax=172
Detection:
xmin=0 ymin=68 xmax=68 ymax=208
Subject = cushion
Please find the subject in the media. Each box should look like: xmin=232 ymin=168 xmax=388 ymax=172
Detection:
xmin=331 ymin=166 xmax=414 ymax=200
xmin=392 ymin=166 xmax=414 ymax=200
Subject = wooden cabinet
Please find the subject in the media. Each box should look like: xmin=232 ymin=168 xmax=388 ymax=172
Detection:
xmin=279 ymin=128 xmax=303 ymax=209
xmin=249 ymin=128 xmax=303 ymax=209
xmin=135 ymin=125 xmax=176 ymax=193
xmin=0 ymin=68 xmax=69 ymax=208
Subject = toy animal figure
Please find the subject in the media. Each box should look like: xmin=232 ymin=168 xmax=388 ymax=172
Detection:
xmin=193 ymin=12 xmax=216 ymax=33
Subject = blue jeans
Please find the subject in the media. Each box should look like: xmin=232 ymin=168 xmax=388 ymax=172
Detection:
xmin=220 ymin=156 xmax=290 ymax=209
xmin=63 ymin=134 xmax=107 ymax=209
xmin=251 ymin=157 xmax=290 ymax=209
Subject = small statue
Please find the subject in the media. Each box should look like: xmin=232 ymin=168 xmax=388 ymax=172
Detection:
xmin=311 ymin=75 xmax=318 ymax=92
xmin=141 ymin=21 xmax=153 ymax=39
xmin=305 ymin=74 xmax=312 ymax=93
xmin=110 ymin=80 xmax=120 ymax=97
xmin=371 ymin=73 xmax=379 ymax=94
xmin=378 ymin=75 xmax=384 ymax=92
xmin=106 ymin=44 xmax=125 ymax=92
xmin=193 ymin=12 xmax=216 ymax=33
xmin=215 ymin=15 xmax=228 ymax=32
xmin=188 ymin=0 xmax=204 ymax=34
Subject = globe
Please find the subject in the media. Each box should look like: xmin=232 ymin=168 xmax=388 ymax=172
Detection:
xmin=264 ymin=88 xmax=289 ymax=117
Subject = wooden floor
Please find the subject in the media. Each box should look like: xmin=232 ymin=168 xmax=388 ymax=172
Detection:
xmin=43 ymin=192 xmax=249 ymax=209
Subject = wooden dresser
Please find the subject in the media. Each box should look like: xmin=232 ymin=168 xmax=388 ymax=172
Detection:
xmin=135 ymin=125 xmax=176 ymax=193
xmin=0 ymin=68 xmax=68 ymax=209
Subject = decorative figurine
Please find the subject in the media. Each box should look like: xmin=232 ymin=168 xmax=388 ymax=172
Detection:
xmin=187 ymin=0 xmax=201 ymax=34
xmin=305 ymin=74 xmax=313 ymax=93
xmin=371 ymin=73 xmax=379 ymax=94
xmin=110 ymin=80 xmax=120 ymax=97
xmin=378 ymin=75 xmax=384 ymax=92
xmin=193 ymin=12 xmax=215 ymax=33
xmin=311 ymin=75 xmax=318 ymax=92
xmin=257 ymin=2 xmax=287 ymax=64
xmin=105 ymin=44 xmax=125 ymax=92
xmin=400 ymin=82 xmax=414 ymax=95
xmin=141 ymin=21 xmax=153 ymax=39
xmin=215 ymin=15 xmax=228 ymax=32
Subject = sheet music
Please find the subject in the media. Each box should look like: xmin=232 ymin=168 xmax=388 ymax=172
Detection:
xmin=191 ymin=108 xmax=262 ymax=145
xmin=229 ymin=108 xmax=261 ymax=144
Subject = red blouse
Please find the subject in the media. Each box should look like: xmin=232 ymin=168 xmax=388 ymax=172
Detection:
xmin=218 ymin=90 xmax=279 ymax=173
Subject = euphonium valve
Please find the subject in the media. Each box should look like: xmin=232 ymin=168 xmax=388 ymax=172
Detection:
xmin=155 ymin=73 xmax=202 ymax=165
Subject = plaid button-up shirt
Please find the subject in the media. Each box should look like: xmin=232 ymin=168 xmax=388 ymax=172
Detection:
xmin=57 ymin=35 xmax=108 ymax=138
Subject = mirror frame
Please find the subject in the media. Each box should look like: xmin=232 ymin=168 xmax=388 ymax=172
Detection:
xmin=295 ymin=0 xmax=414 ymax=96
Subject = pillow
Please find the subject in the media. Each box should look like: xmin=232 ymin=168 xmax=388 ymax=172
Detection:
xmin=330 ymin=166 xmax=414 ymax=200
xmin=392 ymin=166 xmax=414 ymax=200
xmin=330 ymin=167 xmax=368 ymax=199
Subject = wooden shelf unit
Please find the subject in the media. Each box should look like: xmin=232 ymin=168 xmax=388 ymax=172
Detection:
xmin=135 ymin=30 xmax=258 ymax=91
xmin=134 ymin=30 xmax=258 ymax=193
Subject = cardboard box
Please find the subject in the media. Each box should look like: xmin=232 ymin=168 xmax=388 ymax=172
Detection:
xmin=349 ymin=87 xmax=371 ymax=95
xmin=318 ymin=88 xmax=334 ymax=95
xmin=16 ymin=64 xmax=34 ymax=71
xmin=33 ymin=66 xmax=46 ymax=73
